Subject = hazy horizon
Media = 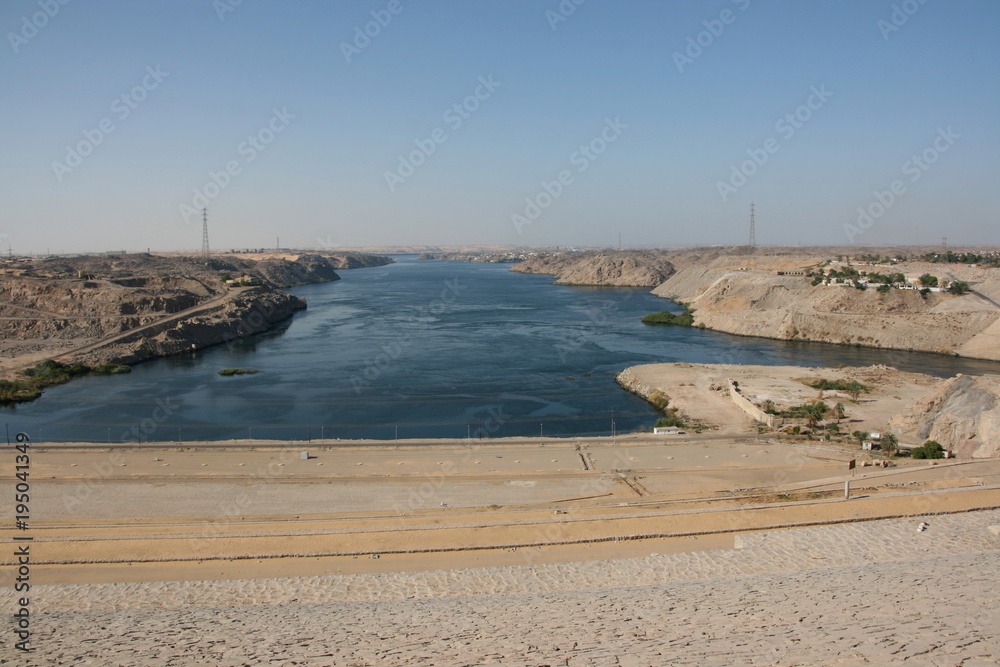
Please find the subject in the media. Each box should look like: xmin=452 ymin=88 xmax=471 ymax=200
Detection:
xmin=3 ymin=0 xmax=998 ymax=253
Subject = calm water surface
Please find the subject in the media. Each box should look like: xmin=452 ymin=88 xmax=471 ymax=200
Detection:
xmin=6 ymin=256 xmax=1000 ymax=442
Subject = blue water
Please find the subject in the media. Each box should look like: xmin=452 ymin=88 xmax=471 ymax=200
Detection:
xmin=5 ymin=256 xmax=1000 ymax=443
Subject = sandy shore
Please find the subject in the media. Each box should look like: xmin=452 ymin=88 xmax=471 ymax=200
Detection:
xmin=618 ymin=362 xmax=940 ymax=437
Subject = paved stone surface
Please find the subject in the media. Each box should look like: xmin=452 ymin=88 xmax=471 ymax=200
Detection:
xmin=7 ymin=510 xmax=1000 ymax=665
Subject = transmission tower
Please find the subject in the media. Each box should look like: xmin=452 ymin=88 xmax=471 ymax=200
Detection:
xmin=201 ymin=208 xmax=210 ymax=259
xmin=748 ymin=201 xmax=756 ymax=248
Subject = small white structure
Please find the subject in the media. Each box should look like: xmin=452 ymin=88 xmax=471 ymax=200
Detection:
xmin=654 ymin=427 xmax=682 ymax=435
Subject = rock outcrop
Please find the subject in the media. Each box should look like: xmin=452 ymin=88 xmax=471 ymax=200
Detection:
xmin=511 ymin=250 xmax=675 ymax=287
xmin=80 ymin=286 xmax=307 ymax=366
xmin=890 ymin=374 xmax=1000 ymax=458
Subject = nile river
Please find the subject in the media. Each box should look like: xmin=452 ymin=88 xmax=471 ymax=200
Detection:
xmin=5 ymin=256 xmax=1000 ymax=442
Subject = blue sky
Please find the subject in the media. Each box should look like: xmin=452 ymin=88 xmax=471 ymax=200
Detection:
xmin=2 ymin=0 xmax=998 ymax=253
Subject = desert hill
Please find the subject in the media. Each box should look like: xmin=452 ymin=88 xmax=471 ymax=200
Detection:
xmin=511 ymin=249 xmax=675 ymax=287
xmin=653 ymin=252 xmax=1000 ymax=361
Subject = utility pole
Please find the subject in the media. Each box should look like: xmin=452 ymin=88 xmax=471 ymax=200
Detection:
xmin=748 ymin=201 xmax=756 ymax=249
xmin=201 ymin=208 xmax=210 ymax=259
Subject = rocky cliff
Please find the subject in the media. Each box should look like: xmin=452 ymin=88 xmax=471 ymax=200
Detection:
xmin=322 ymin=252 xmax=395 ymax=270
xmin=511 ymin=250 xmax=675 ymax=287
xmin=79 ymin=286 xmax=307 ymax=366
xmin=0 ymin=274 xmax=219 ymax=360
xmin=890 ymin=374 xmax=1000 ymax=458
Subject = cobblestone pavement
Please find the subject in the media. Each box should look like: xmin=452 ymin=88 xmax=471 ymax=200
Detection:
xmin=8 ymin=510 xmax=1000 ymax=666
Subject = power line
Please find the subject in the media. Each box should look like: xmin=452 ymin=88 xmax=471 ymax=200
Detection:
xmin=201 ymin=208 xmax=210 ymax=259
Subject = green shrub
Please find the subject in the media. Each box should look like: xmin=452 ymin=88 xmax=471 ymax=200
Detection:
xmin=218 ymin=368 xmax=261 ymax=376
xmin=654 ymin=410 xmax=685 ymax=428
xmin=92 ymin=362 xmax=132 ymax=375
xmin=911 ymin=440 xmax=945 ymax=459
xmin=642 ymin=309 xmax=694 ymax=326
xmin=4 ymin=359 xmax=132 ymax=404
xmin=803 ymin=378 xmax=868 ymax=397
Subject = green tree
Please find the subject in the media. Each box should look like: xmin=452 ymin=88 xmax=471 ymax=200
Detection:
xmin=852 ymin=430 xmax=867 ymax=446
xmin=919 ymin=273 xmax=938 ymax=287
xmin=804 ymin=401 xmax=829 ymax=430
xmin=882 ymin=432 xmax=899 ymax=458
xmin=832 ymin=402 xmax=846 ymax=423
xmin=950 ymin=281 xmax=970 ymax=295
xmin=846 ymin=381 xmax=865 ymax=401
